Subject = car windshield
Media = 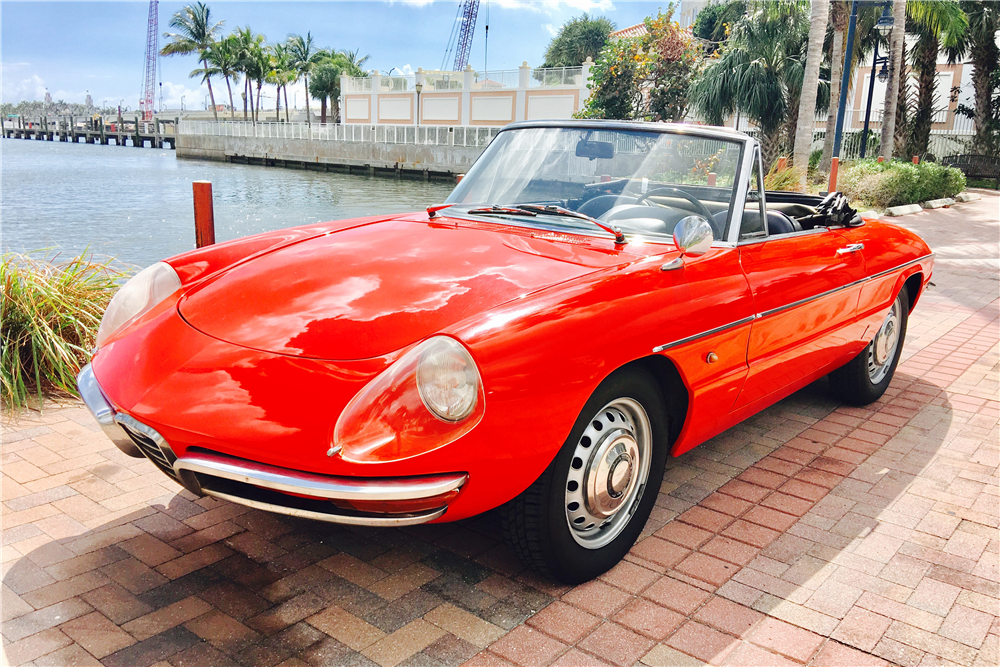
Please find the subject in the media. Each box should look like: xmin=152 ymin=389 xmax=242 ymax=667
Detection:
xmin=446 ymin=126 xmax=745 ymax=242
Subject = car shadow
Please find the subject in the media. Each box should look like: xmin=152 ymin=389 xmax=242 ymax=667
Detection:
xmin=2 ymin=371 xmax=952 ymax=666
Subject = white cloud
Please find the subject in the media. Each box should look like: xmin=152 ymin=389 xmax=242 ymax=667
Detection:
xmin=401 ymin=0 xmax=435 ymax=5
xmin=544 ymin=23 xmax=559 ymax=36
xmin=401 ymin=64 xmax=415 ymax=75
xmin=158 ymin=80 xmax=208 ymax=110
xmin=2 ymin=71 xmax=47 ymax=103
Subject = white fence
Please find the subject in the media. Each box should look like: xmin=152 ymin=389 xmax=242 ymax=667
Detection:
xmin=179 ymin=120 xmax=501 ymax=148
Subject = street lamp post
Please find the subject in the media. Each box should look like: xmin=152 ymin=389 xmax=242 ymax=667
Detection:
xmin=860 ymin=41 xmax=890 ymax=158
xmin=181 ymin=95 xmax=186 ymax=111
xmin=832 ymin=1 xmax=893 ymax=161
xmin=415 ymin=83 xmax=423 ymax=127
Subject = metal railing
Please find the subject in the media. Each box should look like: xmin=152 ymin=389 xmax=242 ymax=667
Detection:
xmin=530 ymin=67 xmax=584 ymax=88
xmin=342 ymin=66 xmax=585 ymax=93
xmin=179 ymin=120 xmax=501 ymax=147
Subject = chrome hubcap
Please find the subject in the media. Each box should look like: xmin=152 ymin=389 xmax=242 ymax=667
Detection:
xmin=868 ymin=297 xmax=902 ymax=384
xmin=565 ymin=398 xmax=652 ymax=549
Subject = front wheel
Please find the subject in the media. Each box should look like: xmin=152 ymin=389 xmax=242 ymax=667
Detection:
xmin=501 ymin=368 xmax=670 ymax=583
xmin=830 ymin=289 xmax=909 ymax=405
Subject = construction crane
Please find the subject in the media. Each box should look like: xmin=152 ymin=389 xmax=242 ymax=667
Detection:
xmin=140 ymin=0 xmax=158 ymax=121
xmin=441 ymin=0 xmax=479 ymax=71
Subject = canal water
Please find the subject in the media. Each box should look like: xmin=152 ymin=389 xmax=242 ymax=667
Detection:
xmin=1 ymin=139 xmax=456 ymax=269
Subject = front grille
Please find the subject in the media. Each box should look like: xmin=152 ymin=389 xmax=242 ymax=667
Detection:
xmin=120 ymin=422 xmax=179 ymax=481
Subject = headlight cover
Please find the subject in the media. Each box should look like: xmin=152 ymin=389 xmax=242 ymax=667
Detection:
xmin=333 ymin=336 xmax=485 ymax=463
xmin=95 ymin=262 xmax=181 ymax=348
xmin=416 ymin=337 xmax=480 ymax=422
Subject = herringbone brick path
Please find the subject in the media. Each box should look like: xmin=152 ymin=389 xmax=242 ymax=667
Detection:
xmin=3 ymin=191 xmax=997 ymax=667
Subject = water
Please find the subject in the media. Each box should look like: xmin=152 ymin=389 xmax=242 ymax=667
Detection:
xmin=1 ymin=139 xmax=456 ymax=269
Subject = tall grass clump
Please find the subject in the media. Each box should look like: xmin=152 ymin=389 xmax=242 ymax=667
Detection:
xmin=839 ymin=159 xmax=966 ymax=209
xmin=1 ymin=252 xmax=130 ymax=409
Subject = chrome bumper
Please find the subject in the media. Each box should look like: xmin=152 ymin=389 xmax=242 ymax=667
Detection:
xmin=77 ymin=365 xmax=467 ymax=527
xmin=77 ymin=364 xmax=144 ymax=458
xmin=174 ymin=452 xmax=468 ymax=526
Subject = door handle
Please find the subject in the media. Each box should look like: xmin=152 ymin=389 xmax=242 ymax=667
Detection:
xmin=837 ymin=243 xmax=864 ymax=255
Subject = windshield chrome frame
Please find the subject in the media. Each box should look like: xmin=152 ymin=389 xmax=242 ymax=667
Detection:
xmin=456 ymin=121 xmax=757 ymax=249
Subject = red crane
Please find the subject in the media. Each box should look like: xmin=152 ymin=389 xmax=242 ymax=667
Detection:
xmin=442 ymin=0 xmax=479 ymax=71
xmin=140 ymin=0 xmax=158 ymax=121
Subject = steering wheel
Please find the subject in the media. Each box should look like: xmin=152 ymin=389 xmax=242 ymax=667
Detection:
xmin=633 ymin=186 xmax=716 ymax=222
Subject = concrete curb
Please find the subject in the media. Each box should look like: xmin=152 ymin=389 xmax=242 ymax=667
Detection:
xmin=885 ymin=203 xmax=923 ymax=216
xmin=954 ymin=192 xmax=981 ymax=202
xmin=922 ymin=198 xmax=955 ymax=209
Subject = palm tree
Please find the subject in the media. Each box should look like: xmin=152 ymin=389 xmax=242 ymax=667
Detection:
xmin=309 ymin=61 xmax=343 ymax=124
xmin=232 ymin=27 xmax=267 ymax=122
xmin=205 ymin=35 xmax=241 ymax=119
xmin=879 ymin=0 xmax=908 ymax=158
xmin=288 ymin=33 xmax=318 ymax=125
xmin=906 ymin=1 xmax=967 ymax=156
xmin=339 ymin=49 xmax=371 ymax=73
xmin=948 ymin=1 xmax=998 ymax=154
xmin=161 ymin=2 xmax=224 ymax=120
xmin=542 ymin=13 xmax=615 ymax=67
xmin=690 ymin=3 xmax=812 ymax=170
xmin=792 ymin=0 xmax=830 ymax=189
xmin=269 ymin=43 xmax=295 ymax=122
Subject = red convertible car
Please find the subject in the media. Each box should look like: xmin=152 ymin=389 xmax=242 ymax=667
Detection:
xmin=79 ymin=121 xmax=932 ymax=582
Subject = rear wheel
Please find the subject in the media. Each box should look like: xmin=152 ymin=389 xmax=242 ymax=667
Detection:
xmin=501 ymin=368 xmax=670 ymax=583
xmin=830 ymin=289 xmax=909 ymax=405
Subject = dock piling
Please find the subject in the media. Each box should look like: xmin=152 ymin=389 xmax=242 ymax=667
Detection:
xmin=192 ymin=181 xmax=217 ymax=248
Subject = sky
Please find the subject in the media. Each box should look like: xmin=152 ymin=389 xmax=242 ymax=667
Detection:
xmin=1 ymin=0 xmax=676 ymax=111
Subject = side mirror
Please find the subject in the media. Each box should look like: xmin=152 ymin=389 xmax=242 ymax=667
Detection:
xmin=662 ymin=216 xmax=714 ymax=271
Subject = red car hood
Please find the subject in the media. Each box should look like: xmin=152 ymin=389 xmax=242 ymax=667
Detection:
xmin=179 ymin=217 xmax=630 ymax=360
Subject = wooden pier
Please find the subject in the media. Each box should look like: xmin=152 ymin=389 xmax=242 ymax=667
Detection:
xmin=2 ymin=115 xmax=178 ymax=149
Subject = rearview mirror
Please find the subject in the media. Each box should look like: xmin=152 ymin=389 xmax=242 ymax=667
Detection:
xmin=576 ymin=140 xmax=614 ymax=160
xmin=662 ymin=216 xmax=714 ymax=271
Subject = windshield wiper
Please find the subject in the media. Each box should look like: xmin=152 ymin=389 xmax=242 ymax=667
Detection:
xmin=515 ymin=204 xmax=627 ymax=245
xmin=466 ymin=205 xmax=537 ymax=217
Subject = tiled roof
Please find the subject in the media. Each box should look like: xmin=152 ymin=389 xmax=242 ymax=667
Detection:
xmin=609 ymin=23 xmax=648 ymax=40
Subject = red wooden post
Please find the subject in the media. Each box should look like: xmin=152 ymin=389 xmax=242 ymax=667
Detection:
xmin=912 ymin=155 xmax=920 ymax=164
xmin=192 ymin=181 xmax=216 ymax=248
xmin=777 ymin=157 xmax=788 ymax=171
xmin=828 ymin=157 xmax=839 ymax=193
xmin=707 ymin=172 xmax=717 ymax=187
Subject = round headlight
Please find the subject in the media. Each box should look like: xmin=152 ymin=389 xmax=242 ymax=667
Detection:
xmin=95 ymin=262 xmax=181 ymax=348
xmin=416 ymin=337 xmax=481 ymax=422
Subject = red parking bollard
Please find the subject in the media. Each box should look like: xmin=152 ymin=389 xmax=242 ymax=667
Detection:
xmin=777 ymin=157 xmax=787 ymax=171
xmin=707 ymin=172 xmax=717 ymax=187
xmin=877 ymin=156 xmax=885 ymax=163
xmin=192 ymin=181 xmax=216 ymax=248
xmin=912 ymin=155 xmax=920 ymax=164
xmin=828 ymin=157 xmax=839 ymax=193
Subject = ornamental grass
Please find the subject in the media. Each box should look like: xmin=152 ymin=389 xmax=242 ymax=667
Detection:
xmin=1 ymin=252 xmax=130 ymax=410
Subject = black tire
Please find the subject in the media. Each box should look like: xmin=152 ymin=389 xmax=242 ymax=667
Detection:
xmin=830 ymin=288 xmax=909 ymax=406
xmin=500 ymin=367 xmax=671 ymax=583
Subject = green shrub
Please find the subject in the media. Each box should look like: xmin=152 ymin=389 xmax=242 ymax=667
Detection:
xmin=1 ymin=252 xmax=130 ymax=409
xmin=808 ymin=149 xmax=823 ymax=172
xmin=838 ymin=158 xmax=966 ymax=208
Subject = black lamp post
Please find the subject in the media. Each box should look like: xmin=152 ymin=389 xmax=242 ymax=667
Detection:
xmin=860 ymin=42 xmax=890 ymax=158
xmin=833 ymin=1 xmax=893 ymax=161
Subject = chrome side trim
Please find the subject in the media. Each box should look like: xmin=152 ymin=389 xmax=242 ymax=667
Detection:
xmin=650 ymin=253 xmax=933 ymax=353
xmin=202 ymin=488 xmax=447 ymax=526
xmin=174 ymin=453 xmax=468 ymax=502
xmin=653 ymin=316 xmax=755 ymax=352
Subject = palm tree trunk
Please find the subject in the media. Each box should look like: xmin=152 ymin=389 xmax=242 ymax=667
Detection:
xmin=276 ymin=84 xmax=281 ymax=122
xmin=304 ymin=74 xmax=312 ymax=126
xmin=911 ymin=34 xmax=938 ymax=156
xmin=820 ymin=3 xmax=847 ymax=172
xmin=284 ymin=87 xmax=290 ymax=122
xmin=243 ymin=79 xmax=249 ymax=121
xmin=202 ymin=58 xmax=218 ymax=121
xmin=792 ymin=0 xmax=830 ymax=190
xmin=225 ymin=76 xmax=235 ymax=119
xmin=970 ymin=25 xmax=999 ymax=153
xmin=760 ymin=126 xmax=783 ymax=173
xmin=879 ymin=0 xmax=907 ymax=159
xmin=256 ymin=83 xmax=263 ymax=122
xmin=333 ymin=97 xmax=341 ymax=124
xmin=893 ymin=39 xmax=911 ymax=158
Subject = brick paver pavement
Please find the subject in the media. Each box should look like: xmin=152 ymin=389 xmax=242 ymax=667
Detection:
xmin=2 ymin=191 xmax=997 ymax=667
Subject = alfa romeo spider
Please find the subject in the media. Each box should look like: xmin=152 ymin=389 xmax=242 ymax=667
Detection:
xmin=79 ymin=120 xmax=933 ymax=582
